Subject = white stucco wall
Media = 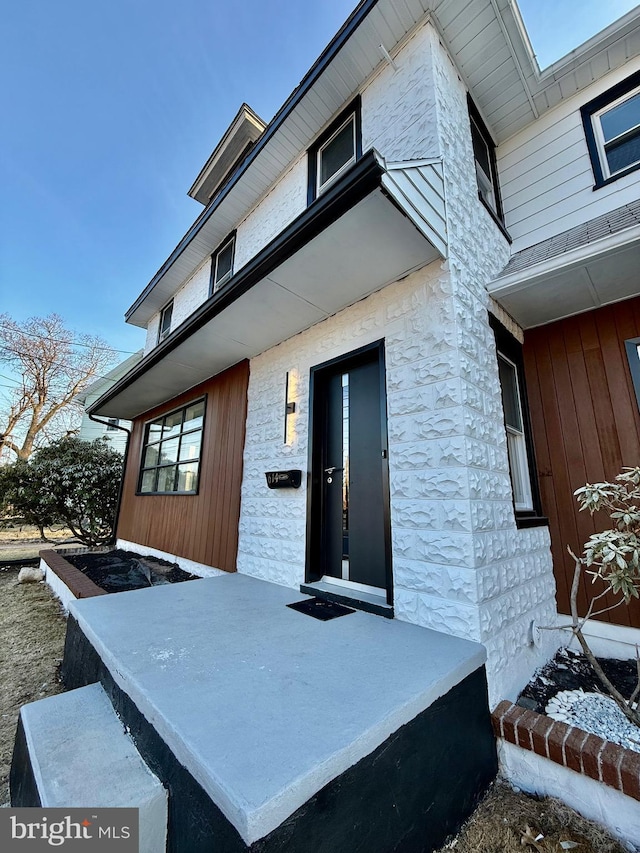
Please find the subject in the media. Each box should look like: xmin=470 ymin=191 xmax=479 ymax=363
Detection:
xmin=235 ymin=24 xmax=560 ymax=706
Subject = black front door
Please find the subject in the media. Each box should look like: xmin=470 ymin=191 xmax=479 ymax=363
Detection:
xmin=308 ymin=342 xmax=391 ymax=596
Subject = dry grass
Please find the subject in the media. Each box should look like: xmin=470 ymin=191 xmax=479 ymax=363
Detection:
xmin=0 ymin=524 xmax=75 ymax=562
xmin=436 ymin=780 xmax=627 ymax=853
xmin=0 ymin=564 xmax=67 ymax=806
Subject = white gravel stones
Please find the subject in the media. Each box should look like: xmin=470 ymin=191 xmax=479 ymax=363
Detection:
xmin=546 ymin=689 xmax=640 ymax=753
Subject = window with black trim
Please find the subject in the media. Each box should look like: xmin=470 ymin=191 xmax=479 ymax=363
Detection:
xmin=210 ymin=234 xmax=235 ymax=294
xmin=158 ymin=300 xmax=173 ymax=344
xmin=307 ymin=97 xmax=362 ymax=204
xmin=582 ymin=71 xmax=640 ymax=187
xmin=468 ymin=98 xmax=504 ymax=224
xmin=106 ymin=418 xmax=119 ymax=432
xmin=490 ymin=315 xmax=546 ymax=527
xmin=138 ymin=398 xmax=205 ymax=494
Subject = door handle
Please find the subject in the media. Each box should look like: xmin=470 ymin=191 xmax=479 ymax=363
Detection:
xmin=324 ymin=466 xmax=342 ymax=474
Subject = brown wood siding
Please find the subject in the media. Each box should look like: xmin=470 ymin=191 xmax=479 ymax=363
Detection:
xmin=117 ymin=361 xmax=250 ymax=572
xmin=523 ymin=300 xmax=640 ymax=628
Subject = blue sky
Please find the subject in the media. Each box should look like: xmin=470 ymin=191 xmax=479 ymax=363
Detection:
xmin=1 ymin=0 xmax=637 ymax=361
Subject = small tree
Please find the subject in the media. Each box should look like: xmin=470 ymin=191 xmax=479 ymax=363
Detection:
xmin=0 ymin=437 xmax=124 ymax=547
xmin=569 ymin=467 xmax=640 ymax=727
xmin=0 ymin=460 xmax=60 ymax=539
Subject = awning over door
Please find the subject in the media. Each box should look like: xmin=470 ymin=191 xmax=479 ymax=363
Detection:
xmin=90 ymin=151 xmax=447 ymax=420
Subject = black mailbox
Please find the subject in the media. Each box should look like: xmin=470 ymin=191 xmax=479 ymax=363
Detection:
xmin=265 ymin=470 xmax=302 ymax=489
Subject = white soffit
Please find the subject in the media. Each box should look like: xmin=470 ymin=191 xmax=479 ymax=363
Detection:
xmin=96 ymin=187 xmax=441 ymax=419
xmin=487 ymin=228 xmax=640 ymax=329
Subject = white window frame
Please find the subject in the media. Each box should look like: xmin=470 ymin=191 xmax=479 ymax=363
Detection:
xmin=498 ymin=352 xmax=534 ymax=513
xmin=158 ymin=300 xmax=173 ymax=344
xmin=212 ymin=235 xmax=235 ymax=293
xmin=316 ymin=113 xmax=356 ymax=196
xmin=591 ymin=83 xmax=640 ymax=180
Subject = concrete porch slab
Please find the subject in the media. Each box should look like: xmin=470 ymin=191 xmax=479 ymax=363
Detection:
xmin=64 ymin=573 xmax=486 ymax=846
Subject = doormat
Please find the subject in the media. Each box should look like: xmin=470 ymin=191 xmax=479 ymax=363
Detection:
xmin=287 ymin=597 xmax=355 ymax=621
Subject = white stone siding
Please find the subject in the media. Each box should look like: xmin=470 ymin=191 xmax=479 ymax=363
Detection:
xmin=237 ymin=26 xmax=560 ymax=706
xmin=144 ymin=315 xmax=160 ymax=355
xmin=234 ymin=157 xmax=308 ymax=271
xmin=361 ymin=22 xmax=439 ymax=161
xmin=171 ymin=259 xmax=212 ymax=328
xmin=429 ymin=30 xmax=559 ymax=702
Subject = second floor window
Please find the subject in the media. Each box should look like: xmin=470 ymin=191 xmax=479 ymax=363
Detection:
xmin=308 ymin=97 xmax=362 ymax=204
xmin=582 ymin=72 xmax=640 ymax=186
xmin=158 ymin=300 xmax=173 ymax=344
xmin=211 ymin=234 xmax=235 ymax=294
xmin=468 ymin=98 xmax=503 ymax=222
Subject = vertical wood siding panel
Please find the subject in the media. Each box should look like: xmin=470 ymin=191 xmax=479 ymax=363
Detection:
xmin=115 ymin=361 xmax=249 ymax=571
xmin=524 ymin=300 xmax=640 ymax=628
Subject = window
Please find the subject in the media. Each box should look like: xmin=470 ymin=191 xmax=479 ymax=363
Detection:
xmin=138 ymin=398 xmax=205 ymax=494
xmin=307 ymin=97 xmax=362 ymax=204
xmin=210 ymin=234 xmax=235 ymax=294
xmin=625 ymin=337 xmax=640 ymax=411
xmin=106 ymin=418 xmax=119 ymax=431
xmin=468 ymin=98 xmax=504 ymax=223
xmin=490 ymin=315 xmax=545 ymax=527
xmin=582 ymin=71 xmax=640 ymax=187
xmin=497 ymin=354 xmax=533 ymax=512
xmin=158 ymin=301 xmax=173 ymax=344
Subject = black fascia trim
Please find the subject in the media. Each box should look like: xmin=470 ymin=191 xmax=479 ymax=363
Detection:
xmin=581 ymin=70 xmax=640 ymax=189
xmin=307 ymin=95 xmax=363 ymax=205
xmin=90 ymin=151 xmax=385 ymax=417
xmin=489 ymin=314 xmax=546 ymax=526
xmin=125 ymin=0 xmax=381 ymax=322
xmin=467 ymin=96 xmax=506 ymax=227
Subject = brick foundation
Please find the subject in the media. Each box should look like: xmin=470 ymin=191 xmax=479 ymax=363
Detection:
xmin=40 ymin=549 xmax=107 ymax=600
xmin=492 ymin=701 xmax=640 ymax=801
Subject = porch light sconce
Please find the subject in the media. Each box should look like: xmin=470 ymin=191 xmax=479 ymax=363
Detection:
xmin=284 ymin=371 xmax=296 ymax=444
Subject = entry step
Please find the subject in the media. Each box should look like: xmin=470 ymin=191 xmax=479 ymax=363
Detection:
xmin=300 ymin=580 xmax=393 ymax=617
xmin=11 ymin=683 xmax=167 ymax=853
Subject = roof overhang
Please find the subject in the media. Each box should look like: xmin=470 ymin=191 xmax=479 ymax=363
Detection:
xmin=91 ymin=151 xmax=446 ymax=419
xmin=124 ymin=1 xmax=640 ymax=328
xmin=487 ymin=225 xmax=640 ymax=329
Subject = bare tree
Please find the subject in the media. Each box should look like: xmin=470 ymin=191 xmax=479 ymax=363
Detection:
xmin=0 ymin=313 xmax=116 ymax=461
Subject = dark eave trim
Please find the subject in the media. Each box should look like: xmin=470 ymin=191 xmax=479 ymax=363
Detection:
xmin=91 ymin=150 xmax=385 ymax=416
xmin=125 ymin=0 xmax=381 ymax=322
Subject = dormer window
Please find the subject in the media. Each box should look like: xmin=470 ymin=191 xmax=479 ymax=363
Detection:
xmin=158 ymin=300 xmax=173 ymax=344
xmin=210 ymin=234 xmax=235 ymax=294
xmin=582 ymin=72 xmax=640 ymax=187
xmin=307 ymin=97 xmax=362 ymax=204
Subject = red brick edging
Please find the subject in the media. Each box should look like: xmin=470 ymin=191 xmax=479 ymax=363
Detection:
xmin=492 ymin=701 xmax=640 ymax=802
xmin=40 ymin=549 xmax=107 ymax=599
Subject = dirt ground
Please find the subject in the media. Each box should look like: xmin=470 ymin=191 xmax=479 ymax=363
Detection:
xmin=0 ymin=564 xmax=67 ymax=806
xmin=0 ymin=542 xmax=630 ymax=850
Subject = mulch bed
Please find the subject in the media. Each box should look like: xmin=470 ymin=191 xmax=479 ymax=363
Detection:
xmin=65 ymin=549 xmax=199 ymax=594
xmin=517 ymin=648 xmax=638 ymax=713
